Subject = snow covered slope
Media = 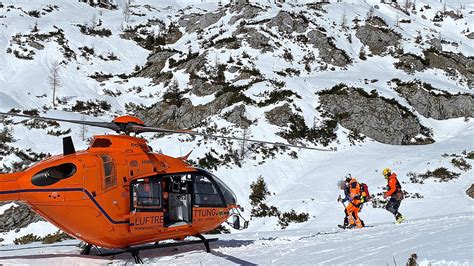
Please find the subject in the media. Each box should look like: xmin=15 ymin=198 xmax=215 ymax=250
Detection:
xmin=0 ymin=213 xmax=472 ymax=264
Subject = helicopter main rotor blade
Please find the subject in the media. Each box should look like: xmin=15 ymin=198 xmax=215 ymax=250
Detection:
xmin=129 ymin=125 xmax=330 ymax=151
xmin=0 ymin=111 xmax=330 ymax=151
xmin=0 ymin=112 xmax=121 ymax=132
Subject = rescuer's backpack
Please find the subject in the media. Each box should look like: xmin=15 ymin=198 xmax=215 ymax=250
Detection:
xmin=360 ymin=183 xmax=371 ymax=202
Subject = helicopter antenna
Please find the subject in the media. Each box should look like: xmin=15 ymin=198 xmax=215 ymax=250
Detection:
xmin=0 ymin=111 xmax=331 ymax=151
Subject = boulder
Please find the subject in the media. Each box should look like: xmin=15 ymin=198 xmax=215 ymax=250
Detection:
xmin=265 ymin=103 xmax=293 ymax=127
xmin=466 ymin=184 xmax=474 ymax=199
xmin=224 ymin=104 xmax=251 ymax=128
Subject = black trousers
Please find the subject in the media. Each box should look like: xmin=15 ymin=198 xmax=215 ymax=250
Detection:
xmin=386 ymin=197 xmax=402 ymax=216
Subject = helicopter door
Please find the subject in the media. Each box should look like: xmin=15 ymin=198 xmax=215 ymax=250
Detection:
xmin=129 ymin=177 xmax=164 ymax=234
xmin=162 ymin=174 xmax=192 ymax=227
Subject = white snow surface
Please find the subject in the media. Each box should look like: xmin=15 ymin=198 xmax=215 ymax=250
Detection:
xmin=0 ymin=0 xmax=473 ymax=264
xmin=0 ymin=213 xmax=472 ymax=264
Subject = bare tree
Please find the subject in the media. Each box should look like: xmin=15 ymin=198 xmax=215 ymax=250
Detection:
xmin=404 ymin=0 xmax=411 ymax=12
xmin=341 ymin=10 xmax=348 ymax=30
xmin=240 ymin=128 xmax=250 ymax=160
xmin=48 ymin=61 xmax=62 ymax=107
xmin=80 ymin=114 xmax=88 ymax=141
xmin=91 ymin=13 xmax=97 ymax=29
xmin=123 ymin=0 xmax=131 ymax=23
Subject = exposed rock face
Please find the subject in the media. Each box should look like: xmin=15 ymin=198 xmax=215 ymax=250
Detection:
xmin=395 ymin=53 xmax=426 ymax=73
xmin=0 ymin=203 xmax=43 ymax=233
xmin=139 ymin=92 xmax=234 ymax=129
xmin=189 ymin=78 xmax=223 ymax=96
xmin=396 ymin=49 xmax=474 ymax=88
xmin=265 ymin=103 xmax=293 ymax=127
xmin=467 ymin=184 xmax=474 ymax=199
xmin=319 ymin=85 xmax=428 ymax=145
xmin=395 ymin=81 xmax=474 ymax=120
xmin=307 ymin=30 xmax=351 ymax=67
xmin=234 ymin=27 xmax=273 ymax=52
xmin=427 ymin=38 xmax=443 ymax=52
xmin=224 ymin=104 xmax=251 ymax=128
xmin=424 ymin=51 xmax=474 ymax=88
xmin=178 ymin=10 xmax=226 ymax=33
xmin=137 ymin=50 xmax=176 ymax=78
xmin=355 ymin=17 xmax=401 ymax=55
xmin=266 ymin=11 xmax=308 ymax=34
xmin=467 ymin=32 xmax=474 ymax=40
xmin=174 ymin=52 xmax=208 ymax=74
xmin=229 ymin=4 xmax=262 ymax=25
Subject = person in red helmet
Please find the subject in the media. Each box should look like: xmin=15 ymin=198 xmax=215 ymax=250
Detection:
xmin=383 ymin=168 xmax=405 ymax=223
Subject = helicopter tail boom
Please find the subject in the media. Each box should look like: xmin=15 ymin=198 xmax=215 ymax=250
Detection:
xmin=0 ymin=173 xmax=21 ymax=201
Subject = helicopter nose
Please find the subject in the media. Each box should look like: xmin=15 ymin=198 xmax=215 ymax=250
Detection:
xmin=0 ymin=173 xmax=21 ymax=202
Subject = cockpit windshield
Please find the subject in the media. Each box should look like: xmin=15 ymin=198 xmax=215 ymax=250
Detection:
xmin=207 ymin=172 xmax=237 ymax=206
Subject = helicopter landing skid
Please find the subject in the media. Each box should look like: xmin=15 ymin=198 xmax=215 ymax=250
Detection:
xmin=87 ymin=234 xmax=217 ymax=263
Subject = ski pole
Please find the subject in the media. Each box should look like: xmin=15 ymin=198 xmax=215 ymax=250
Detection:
xmin=338 ymin=195 xmax=346 ymax=208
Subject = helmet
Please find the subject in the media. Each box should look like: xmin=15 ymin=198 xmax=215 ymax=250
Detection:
xmin=382 ymin=168 xmax=391 ymax=177
xmin=344 ymin=173 xmax=352 ymax=182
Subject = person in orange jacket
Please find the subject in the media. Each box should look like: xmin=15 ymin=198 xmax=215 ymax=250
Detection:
xmin=383 ymin=168 xmax=405 ymax=223
xmin=338 ymin=174 xmax=364 ymax=228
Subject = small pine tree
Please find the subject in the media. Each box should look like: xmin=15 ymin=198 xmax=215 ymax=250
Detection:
xmin=249 ymin=176 xmax=271 ymax=206
xmin=359 ymin=47 xmax=367 ymax=60
xmin=0 ymin=127 xmax=13 ymax=142
xmin=32 ymin=21 xmax=39 ymax=32
xmin=162 ymin=78 xmax=183 ymax=107
xmin=144 ymin=35 xmax=154 ymax=50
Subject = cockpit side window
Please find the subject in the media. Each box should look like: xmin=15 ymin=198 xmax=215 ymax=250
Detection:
xmin=100 ymin=155 xmax=117 ymax=191
xmin=131 ymin=178 xmax=161 ymax=212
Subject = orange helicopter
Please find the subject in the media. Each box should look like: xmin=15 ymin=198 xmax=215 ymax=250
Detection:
xmin=0 ymin=111 xmax=326 ymax=262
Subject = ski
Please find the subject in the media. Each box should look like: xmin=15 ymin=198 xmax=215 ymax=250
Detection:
xmin=338 ymin=224 xmax=374 ymax=229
